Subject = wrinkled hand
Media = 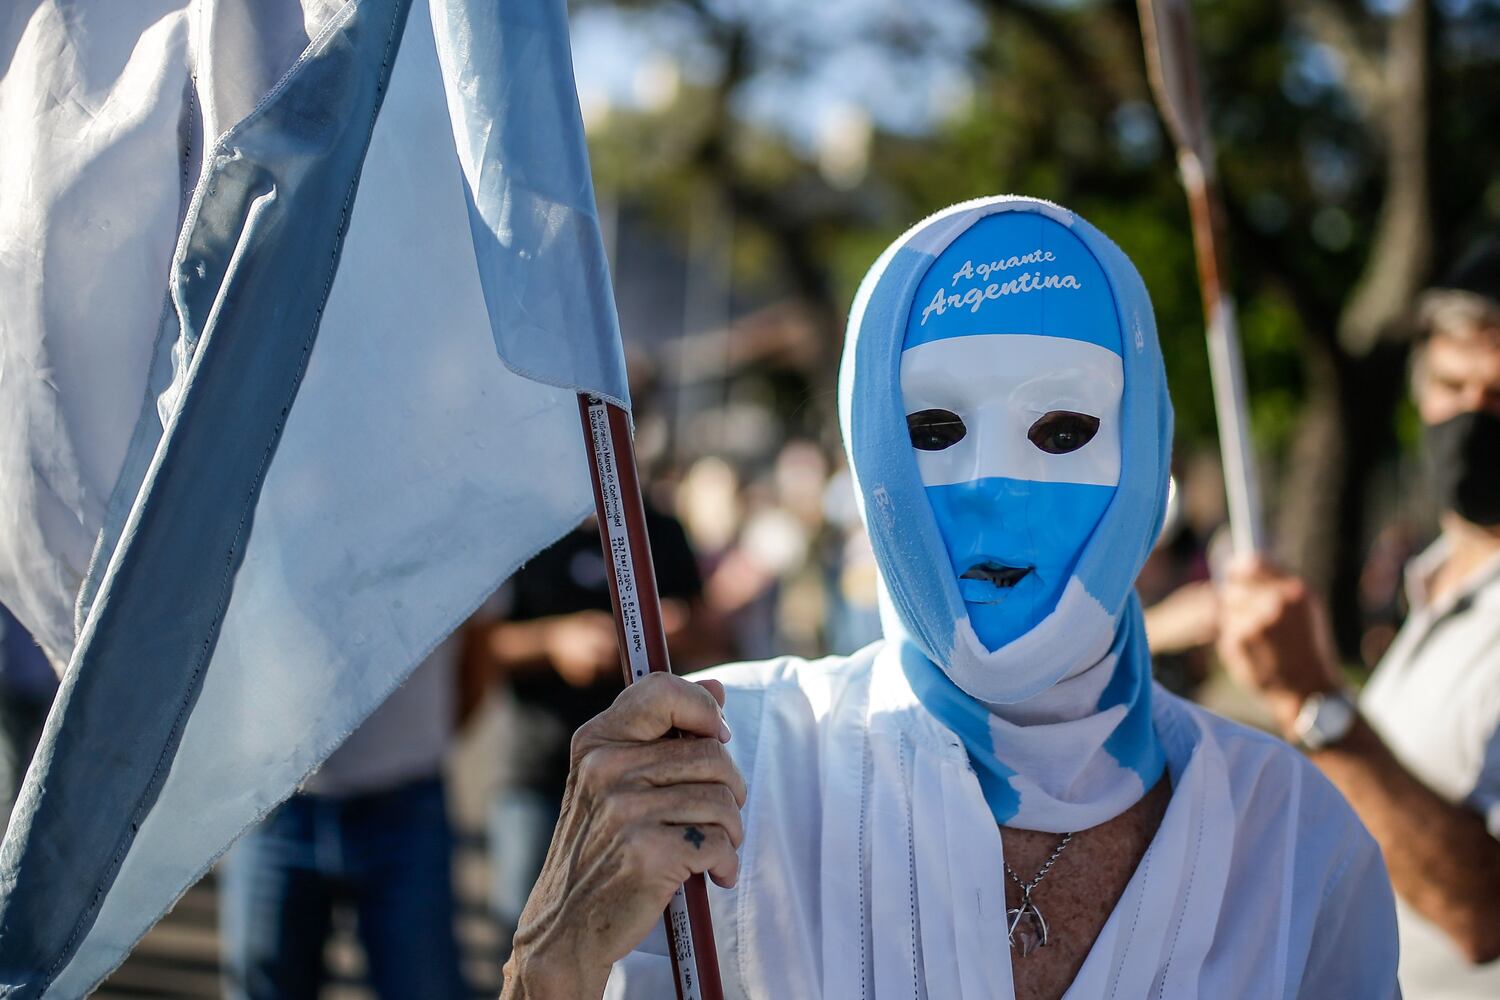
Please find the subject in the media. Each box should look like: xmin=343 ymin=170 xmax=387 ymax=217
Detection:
xmin=544 ymin=611 xmax=623 ymax=687
xmin=1216 ymin=556 xmax=1343 ymax=735
xmin=502 ymin=673 xmax=745 ymax=998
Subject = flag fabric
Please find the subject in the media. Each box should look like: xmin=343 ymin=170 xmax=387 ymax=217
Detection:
xmin=0 ymin=0 xmax=623 ymax=994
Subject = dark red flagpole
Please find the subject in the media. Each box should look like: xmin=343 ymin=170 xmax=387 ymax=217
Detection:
xmin=577 ymin=393 xmax=726 ymax=1000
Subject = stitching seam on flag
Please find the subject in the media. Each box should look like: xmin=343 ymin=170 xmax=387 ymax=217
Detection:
xmin=43 ymin=2 xmax=411 ymax=989
xmin=75 ymin=76 xmax=204 ymax=640
xmin=167 ymin=1 xmax=361 ymax=360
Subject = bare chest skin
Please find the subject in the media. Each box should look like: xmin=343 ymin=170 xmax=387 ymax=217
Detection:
xmin=1001 ymin=777 xmax=1172 ymax=1000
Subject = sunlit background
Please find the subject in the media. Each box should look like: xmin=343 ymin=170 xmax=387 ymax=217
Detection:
xmin=574 ymin=0 xmax=1500 ymax=660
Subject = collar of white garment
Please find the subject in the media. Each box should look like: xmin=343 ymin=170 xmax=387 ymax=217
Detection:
xmin=1404 ymin=535 xmax=1500 ymax=614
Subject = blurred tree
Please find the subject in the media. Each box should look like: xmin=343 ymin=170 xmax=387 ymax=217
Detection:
xmin=578 ymin=0 xmax=1500 ymax=661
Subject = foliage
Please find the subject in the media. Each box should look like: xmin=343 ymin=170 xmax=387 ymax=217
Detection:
xmin=580 ymin=0 xmax=1500 ymax=648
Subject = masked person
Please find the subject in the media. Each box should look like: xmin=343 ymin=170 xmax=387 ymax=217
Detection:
xmin=500 ymin=198 xmax=1398 ymax=999
xmin=1219 ymin=240 xmax=1500 ymax=998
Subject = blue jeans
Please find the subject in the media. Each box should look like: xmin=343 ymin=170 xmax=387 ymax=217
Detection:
xmin=219 ymin=774 xmax=468 ymax=1000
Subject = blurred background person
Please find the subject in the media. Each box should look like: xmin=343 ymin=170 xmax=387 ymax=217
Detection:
xmin=475 ymin=497 xmax=725 ymax=951
xmin=694 ymin=440 xmax=837 ymax=661
xmin=1138 ymin=466 xmax=1221 ymax=698
xmin=219 ymin=637 xmax=470 ymax=1000
xmin=1218 ymin=243 xmax=1500 ymax=998
xmin=1356 ymin=517 xmax=1424 ymax=669
xmin=0 ymin=603 xmax=57 ymax=832
xmin=821 ymin=457 xmax=885 ymax=656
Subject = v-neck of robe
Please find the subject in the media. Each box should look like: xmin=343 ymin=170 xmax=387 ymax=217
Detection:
xmin=838 ymin=646 xmax=1245 ymax=1000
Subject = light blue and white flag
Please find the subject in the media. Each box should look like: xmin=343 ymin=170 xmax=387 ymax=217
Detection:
xmin=0 ymin=0 xmax=622 ymax=994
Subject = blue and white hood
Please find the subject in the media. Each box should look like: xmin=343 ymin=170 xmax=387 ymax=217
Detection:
xmin=838 ymin=196 xmax=1172 ymax=830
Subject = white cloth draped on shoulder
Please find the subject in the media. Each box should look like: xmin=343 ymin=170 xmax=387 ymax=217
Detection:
xmin=606 ymin=646 xmax=1399 ymax=999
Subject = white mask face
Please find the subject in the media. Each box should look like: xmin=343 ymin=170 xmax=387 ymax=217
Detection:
xmin=900 ymin=332 xmax=1123 ymax=650
xmin=900 ymin=333 xmax=1123 ymax=489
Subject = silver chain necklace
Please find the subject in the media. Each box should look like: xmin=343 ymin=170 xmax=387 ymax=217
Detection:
xmin=1005 ymin=831 xmax=1074 ymax=957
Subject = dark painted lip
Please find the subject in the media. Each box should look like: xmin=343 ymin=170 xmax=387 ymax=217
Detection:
xmin=959 ymin=561 xmax=1033 ymax=589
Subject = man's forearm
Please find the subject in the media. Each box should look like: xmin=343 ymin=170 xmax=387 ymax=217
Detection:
xmin=1311 ymin=716 xmax=1500 ymax=963
xmin=486 ymin=619 xmax=560 ymax=675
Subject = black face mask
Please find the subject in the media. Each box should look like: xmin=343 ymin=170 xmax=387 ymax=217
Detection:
xmin=1423 ymin=410 xmax=1500 ymax=527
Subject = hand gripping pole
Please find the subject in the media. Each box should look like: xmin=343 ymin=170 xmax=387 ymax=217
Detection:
xmin=577 ymin=393 xmax=726 ymax=1000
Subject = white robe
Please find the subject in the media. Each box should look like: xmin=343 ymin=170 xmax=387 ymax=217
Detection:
xmin=606 ymin=644 xmax=1399 ymax=998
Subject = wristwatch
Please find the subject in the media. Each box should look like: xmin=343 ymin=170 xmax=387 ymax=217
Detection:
xmin=1291 ymin=690 xmax=1357 ymax=752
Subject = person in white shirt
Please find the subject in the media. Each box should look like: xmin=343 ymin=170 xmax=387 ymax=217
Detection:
xmin=1220 ymin=240 xmax=1500 ymax=998
xmin=499 ymin=197 xmax=1398 ymax=999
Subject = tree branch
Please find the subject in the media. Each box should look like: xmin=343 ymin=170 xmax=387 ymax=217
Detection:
xmin=1336 ymin=0 xmax=1433 ymax=355
xmin=1296 ymin=1 xmax=1388 ymax=121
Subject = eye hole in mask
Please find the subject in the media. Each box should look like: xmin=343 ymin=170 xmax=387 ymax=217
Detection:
xmin=1027 ymin=410 xmax=1101 ymax=455
xmin=907 ymin=408 xmax=967 ymax=451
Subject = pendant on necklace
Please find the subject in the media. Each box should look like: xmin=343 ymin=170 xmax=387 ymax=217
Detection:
xmin=1003 ymin=830 xmax=1071 ymax=957
xmin=1007 ymin=895 xmax=1050 ymax=957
